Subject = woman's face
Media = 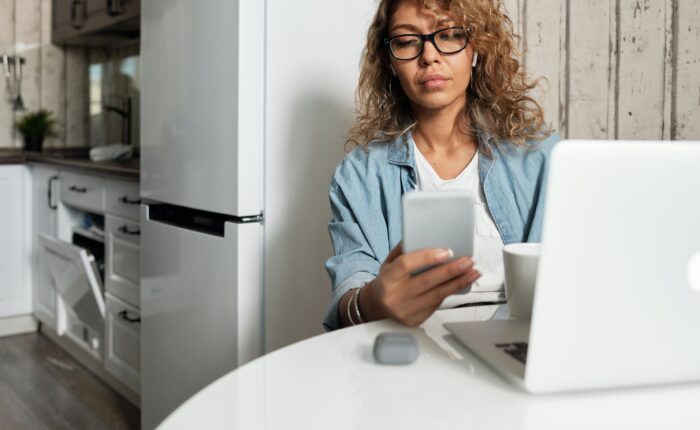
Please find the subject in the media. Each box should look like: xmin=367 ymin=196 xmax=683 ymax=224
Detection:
xmin=388 ymin=1 xmax=474 ymax=115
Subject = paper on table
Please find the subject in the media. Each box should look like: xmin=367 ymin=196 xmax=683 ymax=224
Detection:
xmin=439 ymin=290 xmax=505 ymax=310
xmin=469 ymin=272 xmax=504 ymax=293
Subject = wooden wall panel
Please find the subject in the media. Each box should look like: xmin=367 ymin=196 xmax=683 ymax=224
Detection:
xmin=616 ymin=0 xmax=671 ymax=139
xmin=501 ymin=0 xmax=524 ymax=51
xmin=568 ymin=0 xmax=612 ymax=139
xmin=522 ymin=0 xmax=565 ymax=134
xmin=662 ymin=0 xmax=674 ymax=139
xmin=673 ymin=1 xmax=700 ymax=139
xmin=607 ymin=0 xmax=620 ymax=139
xmin=557 ymin=0 xmax=568 ymax=137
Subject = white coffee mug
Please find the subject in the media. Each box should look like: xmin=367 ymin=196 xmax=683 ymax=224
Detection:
xmin=503 ymin=243 xmax=541 ymax=319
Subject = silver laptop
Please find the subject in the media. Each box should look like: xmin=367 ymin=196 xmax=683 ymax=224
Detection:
xmin=445 ymin=140 xmax=700 ymax=394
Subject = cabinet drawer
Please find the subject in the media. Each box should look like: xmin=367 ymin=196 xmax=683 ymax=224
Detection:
xmin=105 ymin=215 xmax=140 ymax=307
xmin=105 ymin=293 xmax=140 ymax=394
xmin=105 ymin=179 xmax=140 ymax=221
xmin=60 ymin=172 xmax=106 ymax=213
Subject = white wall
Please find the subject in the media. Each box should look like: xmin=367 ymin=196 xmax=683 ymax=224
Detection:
xmin=264 ymin=0 xmax=376 ymax=352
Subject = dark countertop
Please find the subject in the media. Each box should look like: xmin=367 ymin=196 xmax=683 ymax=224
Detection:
xmin=0 ymin=148 xmax=140 ymax=180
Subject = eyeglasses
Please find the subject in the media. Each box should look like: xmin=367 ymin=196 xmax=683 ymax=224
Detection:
xmin=384 ymin=26 xmax=470 ymax=61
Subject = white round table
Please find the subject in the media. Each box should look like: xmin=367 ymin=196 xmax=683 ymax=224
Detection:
xmin=159 ymin=309 xmax=700 ymax=430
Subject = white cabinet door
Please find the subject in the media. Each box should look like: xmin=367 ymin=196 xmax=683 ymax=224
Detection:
xmin=105 ymin=214 xmax=140 ymax=307
xmin=31 ymin=166 xmax=60 ymax=328
xmin=0 ymin=165 xmax=31 ymax=317
xmin=105 ymin=293 xmax=140 ymax=394
xmin=40 ymin=233 xmax=105 ymax=360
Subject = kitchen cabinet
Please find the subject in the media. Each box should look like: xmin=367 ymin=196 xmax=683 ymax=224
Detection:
xmin=105 ymin=214 xmax=140 ymax=307
xmin=30 ymin=166 xmax=60 ymax=330
xmin=0 ymin=166 xmax=31 ymax=318
xmin=52 ymin=0 xmax=140 ymax=46
xmin=31 ymin=164 xmax=140 ymax=403
xmin=105 ymin=292 xmax=140 ymax=394
xmin=84 ymin=0 xmax=140 ymax=29
xmin=52 ymin=0 xmax=81 ymax=43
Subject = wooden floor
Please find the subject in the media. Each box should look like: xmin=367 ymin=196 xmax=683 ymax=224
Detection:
xmin=0 ymin=332 xmax=139 ymax=429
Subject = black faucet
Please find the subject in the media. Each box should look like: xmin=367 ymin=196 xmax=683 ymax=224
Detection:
xmin=103 ymin=97 xmax=132 ymax=147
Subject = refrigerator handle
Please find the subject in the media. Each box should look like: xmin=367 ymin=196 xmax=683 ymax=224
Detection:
xmin=234 ymin=213 xmax=264 ymax=225
xmin=145 ymin=203 xmax=263 ymax=237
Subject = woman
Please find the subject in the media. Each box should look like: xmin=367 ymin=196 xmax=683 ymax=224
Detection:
xmin=324 ymin=0 xmax=557 ymax=331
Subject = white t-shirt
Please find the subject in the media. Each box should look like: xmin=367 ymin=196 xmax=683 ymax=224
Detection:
xmin=413 ymin=143 xmax=505 ymax=312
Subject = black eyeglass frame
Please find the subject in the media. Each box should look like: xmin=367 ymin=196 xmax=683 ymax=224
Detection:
xmin=384 ymin=26 xmax=470 ymax=61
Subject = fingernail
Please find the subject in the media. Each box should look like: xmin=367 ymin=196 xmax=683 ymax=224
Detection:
xmin=435 ymin=248 xmax=454 ymax=260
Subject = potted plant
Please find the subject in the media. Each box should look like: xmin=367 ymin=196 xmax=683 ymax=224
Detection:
xmin=15 ymin=109 xmax=58 ymax=152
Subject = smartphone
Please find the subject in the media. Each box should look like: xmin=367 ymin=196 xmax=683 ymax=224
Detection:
xmin=402 ymin=190 xmax=476 ymax=276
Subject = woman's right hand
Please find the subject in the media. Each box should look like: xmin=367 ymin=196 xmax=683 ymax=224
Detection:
xmin=358 ymin=243 xmax=481 ymax=327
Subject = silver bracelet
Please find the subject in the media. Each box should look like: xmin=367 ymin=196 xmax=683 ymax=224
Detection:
xmin=346 ymin=290 xmax=357 ymax=326
xmin=352 ymin=286 xmax=365 ymax=324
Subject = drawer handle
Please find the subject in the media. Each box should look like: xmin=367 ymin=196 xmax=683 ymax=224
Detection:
xmin=118 ymin=310 xmax=140 ymax=323
xmin=48 ymin=176 xmax=59 ymax=210
xmin=69 ymin=185 xmax=87 ymax=193
xmin=119 ymin=196 xmax=142 ymax=205
xmin=106 ymin=0 xmax=124 ymax=17
xmin=118 ymin=225 xmax=141 ymax=236
xmin=70 ymin=0 xmax=84 ymax=29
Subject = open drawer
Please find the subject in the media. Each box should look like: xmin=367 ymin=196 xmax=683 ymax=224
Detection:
xmin=39 ymin=233 xmax=106 ymax=360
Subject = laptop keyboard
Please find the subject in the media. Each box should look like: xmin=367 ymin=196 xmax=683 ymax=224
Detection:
xmin=495 ymin=342 xmax=528 ymax=364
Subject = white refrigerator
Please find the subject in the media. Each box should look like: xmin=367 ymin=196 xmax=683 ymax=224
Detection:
xmin=140 ymin=0 xmax=374 ymax=428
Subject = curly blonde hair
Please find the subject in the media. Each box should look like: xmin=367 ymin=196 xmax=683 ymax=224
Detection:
xmin=347 ymin=0 xmax=550 ymax=150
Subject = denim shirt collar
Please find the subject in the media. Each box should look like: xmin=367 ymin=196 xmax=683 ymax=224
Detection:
xmin=477 ymin=130 xmax=496 ymax=184
xmin=387 ymin=133 xmax=414 ymax=167
xmin=385 ymin=129 xmax=497 ymax=182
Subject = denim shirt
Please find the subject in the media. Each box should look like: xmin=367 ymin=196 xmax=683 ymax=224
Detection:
xmin=323 ymin=131 xmax=559 ymax=331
